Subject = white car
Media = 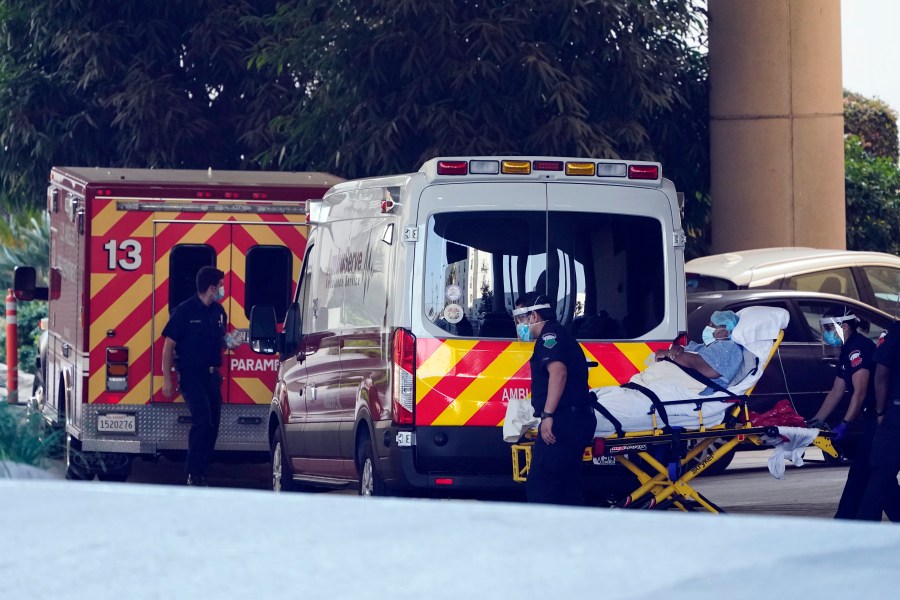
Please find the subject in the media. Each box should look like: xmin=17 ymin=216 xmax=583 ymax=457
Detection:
xmin=686 ymin=247 xmax=900 ymax=317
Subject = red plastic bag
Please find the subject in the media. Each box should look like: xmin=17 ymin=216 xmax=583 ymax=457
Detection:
xmin=746 ymin=399 xmax=806 ymax=428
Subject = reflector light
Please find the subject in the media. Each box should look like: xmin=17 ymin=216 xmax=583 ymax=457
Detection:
xmin=593 ymin=437 xmax=606 ymax=456
xmin=565 ymin=162 xmax=596 ymax=176
xmin=225 ymin=192 xmax=240 ymax=199
xmin=674 ymin=332 xmax=688 ymax=347
xmin=251 ymin=192 xmax=269 ymax=200
xmin=107 ymin=347 xmax=129 ymax=363
xmin=107 ymin=364 xmax=128 ymax=377
xmin=196 ymin=192 xmax=213 ymax=199
xmin=435 ymin=478 xmax=454 ymax=485
xmin=469 ymin=160 xmax=499 ymax=175
xmin=532 ymin=161 xmax=564 ymax=171
xmin=106 ymin=346 xmax=129 ymax=392
xmin=437 ymin=161 xmax=468 ymax=175
xmin=628 ymin=164 xmax=659 ymax=180
xmin=392 ymin=328 xmax=416 ymax=425
xmin=597 ymin=163 xmax=627 ymax=177
xmin=501 ymin=160 xmax=531 ymax=175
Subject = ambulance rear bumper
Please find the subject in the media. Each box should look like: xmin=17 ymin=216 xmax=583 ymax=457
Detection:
xmin=76 ymin=404 xmax=269 ymax=454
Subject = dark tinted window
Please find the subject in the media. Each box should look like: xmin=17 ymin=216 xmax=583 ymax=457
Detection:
xmin=423 ymin=211 xmax=665 ymax=339
xmin=169 ymin=245 xmax=216 ymax=309
xmin=686 ymin=274 xmax=736 ymax=293
xmin=245 ymin=246 xmax=293 ymax=321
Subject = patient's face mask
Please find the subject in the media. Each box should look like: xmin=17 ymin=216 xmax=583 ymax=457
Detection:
xmin=702 ymin=326 xmax=717 ymax=345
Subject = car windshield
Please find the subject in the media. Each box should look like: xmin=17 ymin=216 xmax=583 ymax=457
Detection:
xmin=422 ymin=210 xmax=665 ymax=339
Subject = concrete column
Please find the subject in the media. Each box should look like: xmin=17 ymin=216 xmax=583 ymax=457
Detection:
xmin=708 ymin=0 xmax=845 ymax=252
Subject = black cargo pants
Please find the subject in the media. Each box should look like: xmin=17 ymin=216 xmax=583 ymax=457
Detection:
xmin=527 ymin=406 xmax=597 ymax=506
xmin=178 ymin=368 xmax=223 ymax=478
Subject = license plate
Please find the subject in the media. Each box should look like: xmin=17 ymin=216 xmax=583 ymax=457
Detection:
xmin=97 ymin=413 xmax=136 ymax=434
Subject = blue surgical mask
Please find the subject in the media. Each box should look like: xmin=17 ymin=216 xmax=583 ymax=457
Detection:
xmin=823 ymin=330 xmax=842 ymax=347
xmin=215 ymin=285 xmax=225 ymax=301
xmin=702 ymin=326 xmax=716 ymax=345
xmin=516 ymin=322 xmax=532 ymax=342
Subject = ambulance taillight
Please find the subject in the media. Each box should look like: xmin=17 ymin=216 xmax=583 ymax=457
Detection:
xmin=391 ymin=329 xmax=416 ymax=425
xmin=106 ymin=347 xmax=129 ymax=392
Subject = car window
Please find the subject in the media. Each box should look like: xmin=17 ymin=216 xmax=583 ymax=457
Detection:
xmin=795 ymin=299 xmax=886 ymax=345
xmin=862 ymin=266 xmax=900 ymax=317
xmin=785 ymin=268 xmax=859 ymax=300
xmin=685 ymin=274 xmax=736 ymax=293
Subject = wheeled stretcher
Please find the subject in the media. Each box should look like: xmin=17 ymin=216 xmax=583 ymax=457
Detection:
xmin=509 ymin=306 xmax=839 ymax=513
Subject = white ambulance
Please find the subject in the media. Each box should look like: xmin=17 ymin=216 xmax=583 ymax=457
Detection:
xmin=250 ymin=156 xmax=687 ymax=496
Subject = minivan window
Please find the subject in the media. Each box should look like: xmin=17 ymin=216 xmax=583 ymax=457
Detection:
xmin=862 ymin=266 xmax=900 ymax=317
xmin=785 ymin=268 xmax=859 ymax=300
xmin=423 ymin=211 xmax=665 ymax=339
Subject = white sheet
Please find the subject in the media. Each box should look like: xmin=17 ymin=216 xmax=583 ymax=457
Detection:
xmin=593 ymin=306 xmax=790 ymax=437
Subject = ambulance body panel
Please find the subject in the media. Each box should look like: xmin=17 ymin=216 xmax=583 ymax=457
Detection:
xmin=258 ymin=157 xmax=686 ymax=493
xmin=33 ymin=167 xmax=340 ymax=478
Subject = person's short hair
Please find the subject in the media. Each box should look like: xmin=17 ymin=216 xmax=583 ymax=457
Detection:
xmin=196 ymin=266 xmax=224 ymax=294
xmin=514 ymin=292 xmax=556 ymax=322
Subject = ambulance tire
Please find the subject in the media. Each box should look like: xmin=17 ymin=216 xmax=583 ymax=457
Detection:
xmin=356 ymin=433 xmax=386 ymax=497
xmin=65 ymin=434 xmax=94 ymax=481
xmin=97 ymin=455 xmax=132 ymax=483
xmin=271 ymin=428 xmax=295 ymax=492
xmin=687 ymin=438 xmax=735 ymax=477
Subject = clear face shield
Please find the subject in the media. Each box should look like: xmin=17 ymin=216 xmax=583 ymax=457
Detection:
xmin=818 ymin=313 xmax=856 ymax=347
xmin=512 ymin=303 xmax=551 ymax=342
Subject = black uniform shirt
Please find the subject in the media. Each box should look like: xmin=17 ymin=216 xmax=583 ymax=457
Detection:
xmin=529 ymin=321 xmax=591 ymax=416
xmin=161 ymin=295 xmax=227 ymax=372
xmin=874 ymin=327 xmax=900 ymax=401
xmin=837 ymin=331 xmax=876 ymax=411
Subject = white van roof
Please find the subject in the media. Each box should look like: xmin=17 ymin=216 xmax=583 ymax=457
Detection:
xmin=685 ymin=247 xmax=900 ymax=287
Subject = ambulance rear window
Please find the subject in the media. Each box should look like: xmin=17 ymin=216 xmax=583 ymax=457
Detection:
xmin=245 ymin=246 xmax=293 ymax=321
xmin=169 ymin=244 xmax=216 ymax=309
xmin=423 ymin=210 xmax=665 ymax=339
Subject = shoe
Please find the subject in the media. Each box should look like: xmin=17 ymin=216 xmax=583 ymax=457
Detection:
xmin=186 ymin=474 xmax=208 ymax=486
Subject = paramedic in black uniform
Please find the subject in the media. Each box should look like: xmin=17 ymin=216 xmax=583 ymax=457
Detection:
xmin=805 ymin=308 xmax=878 ymax=519
xmin=514 ymin=292 xmax=596 ymax=505
xmin=856 ymin=325 xmax=900 ymax=521
xmin=161 ymin=266 xmax=228 ymax=486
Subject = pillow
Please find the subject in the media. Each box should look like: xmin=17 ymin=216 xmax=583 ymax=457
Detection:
xmin=732 ymin=306 xmax=790 ymax=346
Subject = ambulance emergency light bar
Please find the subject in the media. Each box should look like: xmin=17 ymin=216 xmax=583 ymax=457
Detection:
xmin=115 ymin=201 xmax=307 ymax=214
xmin=432 ymin=158 xmax=660 ymax=180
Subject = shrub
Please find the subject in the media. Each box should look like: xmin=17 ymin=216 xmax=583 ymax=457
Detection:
xmin=0 ymin=299 xmax=47 ymax=377
xmin=0 ymin=402 xmax=59 ymax=468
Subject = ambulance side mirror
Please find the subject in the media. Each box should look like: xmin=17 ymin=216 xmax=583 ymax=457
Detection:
xmin=249 ymin=304 xmax=278 ymax=355
xmin=13 ymin=266 xmax=48 ymax=301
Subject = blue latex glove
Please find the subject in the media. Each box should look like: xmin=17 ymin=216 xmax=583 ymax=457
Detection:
xmin=833 ymin=421 xmax=849 ymax=441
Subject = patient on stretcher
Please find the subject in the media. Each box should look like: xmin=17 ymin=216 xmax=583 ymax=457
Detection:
xmin=593 ymin=306 xmax=789 ymax=437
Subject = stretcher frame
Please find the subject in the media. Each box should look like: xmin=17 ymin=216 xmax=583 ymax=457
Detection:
xmin=511 ymin=329 xmax=840 ymax=513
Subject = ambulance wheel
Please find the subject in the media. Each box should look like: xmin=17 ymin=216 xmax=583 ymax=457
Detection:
xmin=356 ymin=433 xmax=385 ymax=497
xmin=97 ymin=454 xmax=132 ymax=482
xmin=687 ymin=438 xmax=735 ymax=477
xmin=65 ymin=434 xmax=94 ymax=481
xmin=97 ymin=472 xmax=129 ymax=483
xmin=271 ymin=428 xmax=294 ymax=492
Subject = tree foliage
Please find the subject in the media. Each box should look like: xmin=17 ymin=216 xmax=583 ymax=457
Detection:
xmin=844 ymin=90 xmax=899 ymax=162
xmin=0 ymin=0 xmax=284 ymax=213
xmin=252 ymin=1 xmax=709 ymax=230
xmin=845 ymin=134 xmax=900 ymax=254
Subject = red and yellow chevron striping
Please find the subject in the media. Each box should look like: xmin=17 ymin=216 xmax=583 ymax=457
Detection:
xmin=86 ymin=199 xmax=306 ymax=407
xmin=414 ymin=338 xmax=668 ymax=427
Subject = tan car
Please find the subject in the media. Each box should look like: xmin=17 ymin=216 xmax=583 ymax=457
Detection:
xmin=686 ymin=247 xmax=900 ymax=318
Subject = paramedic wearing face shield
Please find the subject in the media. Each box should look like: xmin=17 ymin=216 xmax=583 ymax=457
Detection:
xmin=805 ymin=309 xmax=878 ymax=520
xmin=514 ymin=292 xmax=596 ymax=505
